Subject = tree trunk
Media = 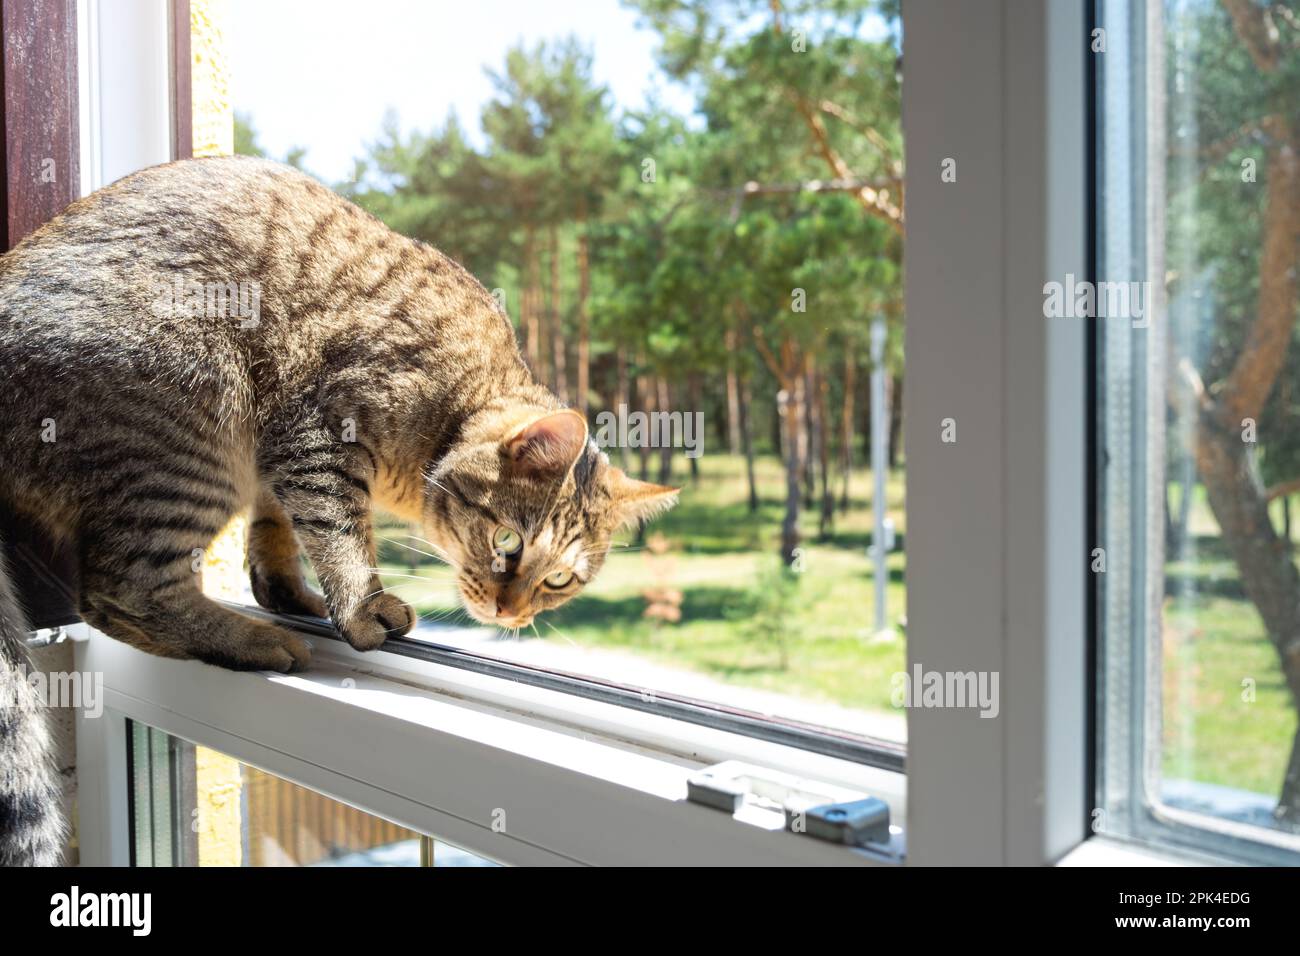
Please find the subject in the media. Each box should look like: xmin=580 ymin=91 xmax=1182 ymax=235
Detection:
xmin=576 ymin=213 xmax=591 ymax=415
xmin=523 ymin=226 xmax=541 ymax=376
xmin=858 ymin=366 xmax=871 ymax=482
xmin=802 ymin=363 xmax=817 ymax=508
xmin=615 ymin=346 xmax=632 ymax=472
xmin=771 ymin=382 xmax=785 ymax=458
xmin=839 ymin=344 xmax=856 ymax=511
xmin=817 ymin=366 xmax=834 ymax=537
xmin=1176 ymin=479 xmax=1191 ymax=555
xmin=753 ymin=326 xmax=805 ymax=562
xmin=1284 ymin=496 xmax=1292 ymax=552
xmin=636 ymin=355 xmax=653 ymax=482
xmin=725 ymin=328 xmax=742 ymax=456
xmin=1180 ymin=111 xmax=1300 ymax=827
xmin=779 ymin=340 xmax=805 ymax=566
xmin=1164 ymin=484 xmax=1177 ymax=554
xmin=633 ymin=357 xmax=654 ymax=548
xmin=549 ymin=225 xmax=567 ymax=402
xmin=888 ymin=373 xmax=904 ymax=470
xmin=657 ymin=377 xmax=674 ymax=485
xmin=1281 ymin=725 xmax=1300 ymax=829
xmin=739 ymin=372 xmax=759 ymax=514
xmin=688 ymin=374 xmax=702 ymax=484
xmin=1195 ymin=417 xmax=1300 ymax=828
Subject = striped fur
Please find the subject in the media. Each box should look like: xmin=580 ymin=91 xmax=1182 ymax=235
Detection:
xmin=0 ymin=156 xmax=676 ymax=864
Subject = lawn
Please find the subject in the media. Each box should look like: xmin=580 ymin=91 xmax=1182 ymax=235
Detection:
xmin=1164 ymin=547 xmax=1298 ymax=797
xmin=375 ymin=452 xmax=1297 ymax=801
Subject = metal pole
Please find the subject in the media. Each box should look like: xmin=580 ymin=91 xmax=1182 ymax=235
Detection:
xmin=870 ymin=316 xmax=888 ymax=633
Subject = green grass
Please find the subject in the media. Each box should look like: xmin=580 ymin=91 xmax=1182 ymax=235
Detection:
xmin=1163 ymin=589 xmax=1297 ymax=797
xmin=376 ymin=453 xmax=1297 ymax=801
xmin=1162 ymin=510 xmax=1298 ymax=796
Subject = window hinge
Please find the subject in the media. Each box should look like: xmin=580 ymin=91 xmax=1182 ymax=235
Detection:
xmin=686 ymin=760 xmax=891 ymax=848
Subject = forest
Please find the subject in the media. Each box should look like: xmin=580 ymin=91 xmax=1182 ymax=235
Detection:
xmin=243 ymin=0 xmax=904 ymax=571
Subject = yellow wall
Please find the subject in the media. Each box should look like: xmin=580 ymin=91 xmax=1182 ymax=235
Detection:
xmin=195 ymin=746 xmax=243 ymax=866
xmin=190 ymin=0 xmax=233 ymax=158
xmin=191 ymin=0 xmax=243 ymax=867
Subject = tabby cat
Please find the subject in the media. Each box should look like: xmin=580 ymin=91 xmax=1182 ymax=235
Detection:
xmin=0 ymin=156 xmax=677 ymax=865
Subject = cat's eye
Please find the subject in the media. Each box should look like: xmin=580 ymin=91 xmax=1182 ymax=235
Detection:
xmin=492 ymin=526 xmax=523 ymax=556
xmin=543 ymin=569 xmax=574 ymax=589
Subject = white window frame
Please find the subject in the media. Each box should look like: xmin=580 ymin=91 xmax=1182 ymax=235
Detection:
xmin=64 ymin=0 xmax=1181 ymax=867
xmin=77 ymin=0 xmax=173 ymax=195
xmin=76 ymin=625 xmax=909 ymax=866
xmin=902 ymin=0 xmax=1088 ymax=865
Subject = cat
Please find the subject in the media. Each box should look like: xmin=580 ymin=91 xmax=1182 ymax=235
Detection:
xmin=0 ymin=155 xmax=678 ymax=864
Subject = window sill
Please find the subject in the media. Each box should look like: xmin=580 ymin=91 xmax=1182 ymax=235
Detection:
xmin=1058 ymin=837 xmax=1193 ymax=867
xmin=75 ymin=624 xmax=905 ymax=866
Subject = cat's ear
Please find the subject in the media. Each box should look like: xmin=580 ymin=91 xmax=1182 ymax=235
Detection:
xmin=502 ymin=409 xmax=589 ymax=479
xmin=607 ymin=467 xmax=679 ymax=529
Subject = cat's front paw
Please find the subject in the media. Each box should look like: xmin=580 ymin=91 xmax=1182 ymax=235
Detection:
xmin=250 ymin=566 xmax=329 ymax=619
xmin=337 ymin=592 xmax=414 ymax=650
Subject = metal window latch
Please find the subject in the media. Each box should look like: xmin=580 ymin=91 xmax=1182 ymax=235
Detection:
xmin=686 ymin=760 xmax=891 ymax=848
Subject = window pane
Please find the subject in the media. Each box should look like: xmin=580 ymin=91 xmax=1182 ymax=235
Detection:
xmin=238 ymin=762 xmax=421 ymax=867
xmin=1096 ymin=0 xmax=1300 ymax=861
xmin=128 ymin=723 xmax=497 ymax=866
xmin=225 ymin=0 xmax=907 ymax=746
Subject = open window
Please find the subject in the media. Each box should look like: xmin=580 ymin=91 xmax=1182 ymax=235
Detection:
xmin=220 ymin=0 xmax=910 ymax=760
xmin=44 ymin=0 xmax=1069 ymax=869
xmin=71 ymin=0 xmax=912 ymax=867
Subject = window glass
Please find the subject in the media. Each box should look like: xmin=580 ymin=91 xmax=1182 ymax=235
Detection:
xmin=225 ymin=0 xmax=907 ymax=745
xmin=129 ymin=722 xmax=498 ymax=867
xmin=1096 ymin=0 xmax=1300 ymax=861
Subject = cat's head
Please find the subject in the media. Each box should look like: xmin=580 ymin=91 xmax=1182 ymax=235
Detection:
xmin=425 ymin=408 xmax=678 ymax=629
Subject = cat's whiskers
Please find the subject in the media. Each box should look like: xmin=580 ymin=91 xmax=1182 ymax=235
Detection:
xmin=400 ymin=533 xmax=458 ymax=563
xmin=364 ymin=567 xmax=457 ymax=584
xmin=355 ymin=572 xmax=462 ymax=607
xmin=426 ymin=476 xmax=469 ymax=508
xmin=418 ymin=606 xmax=466 ymax=626
xmin=403 ymin=531 xmax=449 ymax=552
xmin=379 ymin=536 xmax=458 ymax=568
xmin=581 ymin=544 xmax=646 ymax=558
xmin=541 ymin=619 xmax=579 ymax=648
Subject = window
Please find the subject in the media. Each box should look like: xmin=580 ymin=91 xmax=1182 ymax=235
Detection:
xmin=1094 ymin=0 xmax=1300 ymax=864
xmin=127 ymin=722 xmax=498 ymax=867
xmin=71 ymin=0 xmax=906 ymax=870
xmin=223 ymin=0 xmax=909 ymax=753
xmin=78 ymin=0 xmax=1288 ymax=871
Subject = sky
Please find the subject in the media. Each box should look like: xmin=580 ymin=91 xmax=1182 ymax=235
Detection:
xmin=228 ymin=0 xmax=700 ymax=183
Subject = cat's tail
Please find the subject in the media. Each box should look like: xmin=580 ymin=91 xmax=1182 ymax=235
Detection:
xmin=0 ymin=533 xmax=63 ymax=865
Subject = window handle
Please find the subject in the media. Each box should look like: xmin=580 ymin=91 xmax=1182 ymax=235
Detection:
xmin=686 ymin=760 xmax=891 ymax=848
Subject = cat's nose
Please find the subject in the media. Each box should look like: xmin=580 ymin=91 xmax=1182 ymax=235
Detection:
xmin=493 ymin=600 xmax=531 ymax=628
